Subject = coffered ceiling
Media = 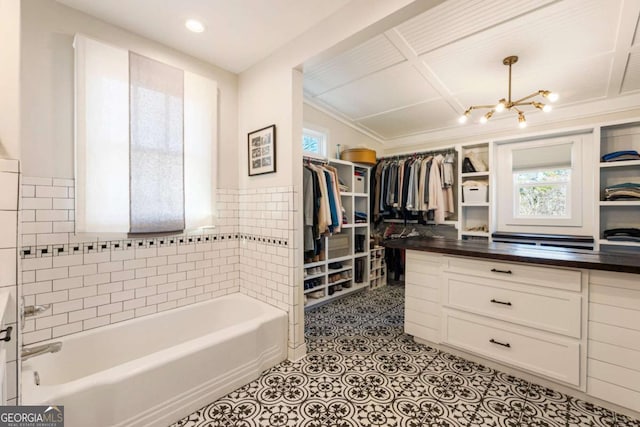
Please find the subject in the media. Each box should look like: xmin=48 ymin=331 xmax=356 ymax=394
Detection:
xmin=303 ymin=0 xmax=640 ymax=145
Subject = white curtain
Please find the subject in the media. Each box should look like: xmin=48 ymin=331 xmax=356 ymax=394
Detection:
xmin=74 ymin=34 xmax=217 ymax=234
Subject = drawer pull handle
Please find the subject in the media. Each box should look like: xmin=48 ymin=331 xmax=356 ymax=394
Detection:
xmin=491 ymin=268 xmax=512 ymax=274
xmin=490 ymin=299 xmax=512 ymax=306
xmin=0 ymin=326 xmax=12 ymax=342
xmin=490 ymin=338 xmax=511 ymax=348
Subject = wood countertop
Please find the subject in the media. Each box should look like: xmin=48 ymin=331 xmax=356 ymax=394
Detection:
xmin=383 ymin=237 xmax=640 ymax=275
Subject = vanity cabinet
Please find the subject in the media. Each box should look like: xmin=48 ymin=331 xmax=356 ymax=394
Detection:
xmin=404 ymin=251 xmax=443 ymax=344
xmin=587 ymin=270 xmax=640 ymax=413
xmin=405 ymin=250 xmax=587 ymax=389
xmin=441 ymin=256 xmax=585 ymax=388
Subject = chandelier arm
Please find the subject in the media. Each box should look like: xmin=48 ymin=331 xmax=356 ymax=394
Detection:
xmin=512 ymin=101 xmax=535 ymax=108
xmin=468 ymin=104 xmax=499 ymax=110
xmin=512 ymin=106 xmax=524 ymax=114
xmin=511 ymin=92 xmax=542 ymax=105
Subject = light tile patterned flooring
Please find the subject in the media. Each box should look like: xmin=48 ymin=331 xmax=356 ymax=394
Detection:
xmin=171 ymin=285 xmax=640 ymax=427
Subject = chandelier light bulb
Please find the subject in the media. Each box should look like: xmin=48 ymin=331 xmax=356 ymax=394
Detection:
xmin=495 ymin=99 xmax=506 ymax=113
xmin=543 ymin=104 xmax=552 ymax=113
xmin=480 ymin=116 xmax=488 ymax=124
xmin=518 ymin=112 xmax=527 ymax=128
xmin=458 ymin=115 xmax=468 ymax=124
xmin=548 ymin=92 xmax=559 ymax=102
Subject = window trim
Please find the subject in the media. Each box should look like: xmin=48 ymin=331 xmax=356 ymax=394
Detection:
xmin=496 ymin=134 xmax=593 ymax=234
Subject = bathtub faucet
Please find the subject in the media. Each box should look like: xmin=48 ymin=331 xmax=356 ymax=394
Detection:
xmin=22 ymin=342 xmax=62 ymax=361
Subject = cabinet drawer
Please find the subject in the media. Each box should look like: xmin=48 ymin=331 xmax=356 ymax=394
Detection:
xmin=444 ymin=274 xmax=581 ymax=338
xmin=443 ymin=310 xmax=580 ymax=386
xmin=406 ymin=250 xmax=443 ymax=275
xmin=446 ymin=256 xmax=581 ymax=292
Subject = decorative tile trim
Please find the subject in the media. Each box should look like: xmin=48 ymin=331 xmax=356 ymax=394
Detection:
xmin=21 ymin=233 xmax=288 ymax=258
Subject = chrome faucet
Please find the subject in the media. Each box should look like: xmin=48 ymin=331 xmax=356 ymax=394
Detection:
xmin=22 ymin=342 xmax=62 ymax=361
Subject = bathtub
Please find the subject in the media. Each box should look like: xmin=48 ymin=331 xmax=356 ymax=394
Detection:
xmin=21 ymin=293 xmax=288 ymax=427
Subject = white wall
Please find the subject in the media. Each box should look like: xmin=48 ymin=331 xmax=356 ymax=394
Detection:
xmin=0 ymin=0 xmax=21 ymax=160
xmin=20 ymin=0 xmax=239 ymax=189
xmin=304 ymin=102 xmax=384 ymax=158
xmin=236 ymin=0 xmax=445 ymax=359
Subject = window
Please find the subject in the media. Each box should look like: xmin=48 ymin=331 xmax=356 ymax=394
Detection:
xmin=302 ymin=127 xmax=327 ymax=157
xmin=496 ymin=134 xmax=594 ymax=235
xmin=74 ymin=35 xmax=217 ymax=234
xmin=514 ymin=168 xmax=571 ymax=218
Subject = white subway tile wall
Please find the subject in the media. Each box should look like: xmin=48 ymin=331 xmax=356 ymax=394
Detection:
xmin=20 ymin=179 xmax=305 ymax=357
xmin=21 ymin=177 xmax=241 ymax=345
xmin=237 ymin=187 xmax=302 ymax=355
xmin=0 ymin=160 xmax=20 ymax=405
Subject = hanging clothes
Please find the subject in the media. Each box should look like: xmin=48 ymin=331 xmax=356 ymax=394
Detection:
xmin=303 ymin=160 xmax=345 ymax=259
xmin=370 ymin=151 xmax=457 ymax=224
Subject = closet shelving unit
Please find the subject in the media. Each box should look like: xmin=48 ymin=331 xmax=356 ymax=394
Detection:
xmin=458 ymin=142 xmax=492 ymax=241
xmin=597 ymin=122 xmax=640 ymax=252
xmin=303 ymin=158 xmax=371 ymax=309
xmin=369 ymin=246 xmax=386 ymax=289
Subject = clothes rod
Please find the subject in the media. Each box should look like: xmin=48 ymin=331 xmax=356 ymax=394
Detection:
xmin=378 ymin=148 xmax=456 ymax=160
xmin=303 ymin=155 xmax=328 ymax=165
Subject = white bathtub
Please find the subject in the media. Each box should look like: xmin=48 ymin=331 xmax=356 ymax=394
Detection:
xmin=21 ymin=293 xmax=288 ymax=427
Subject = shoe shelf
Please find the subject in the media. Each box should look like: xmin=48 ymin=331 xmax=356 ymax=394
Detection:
xmin=369 ymin=246 xmax=386 ymax=289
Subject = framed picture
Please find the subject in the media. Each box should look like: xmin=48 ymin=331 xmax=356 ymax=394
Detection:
xmin=248 ymin=124 xmax=276 ymax=176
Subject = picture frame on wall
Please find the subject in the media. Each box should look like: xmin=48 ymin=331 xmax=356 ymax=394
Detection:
xmin=248 ymin=124 xmax=276 ymax=176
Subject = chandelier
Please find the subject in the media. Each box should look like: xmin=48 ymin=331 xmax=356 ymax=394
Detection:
xmin=458 ymin=55 xmax=558 ymax=128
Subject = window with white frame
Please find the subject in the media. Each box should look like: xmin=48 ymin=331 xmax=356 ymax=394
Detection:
xmin=302 ymin=127 xmax=327 ymax=157
xmin=496 ymin=134 xmax=594 ymax=235
xmin=74 ymin=34 xmax=217 ymax=234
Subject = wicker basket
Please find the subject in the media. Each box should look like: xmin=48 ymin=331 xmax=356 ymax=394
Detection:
xmin=340 ymin=148 xmax=377 ymax=165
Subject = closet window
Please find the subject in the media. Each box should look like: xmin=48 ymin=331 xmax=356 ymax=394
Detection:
xmin=74 ymin=35 xmax=217 ymax=234
xmin=302 ymin=127 xmax=327 ymax=157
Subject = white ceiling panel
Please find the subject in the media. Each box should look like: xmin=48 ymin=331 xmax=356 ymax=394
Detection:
xmin=633 ymin=15 xmax=640 ymax=47
xmin=303 ymin=34 xmax=406 ymax=97
xmin=357 ymin=99 xmax=458 ymax=139
xmin=397 ymin=0 xmax=556 ymax=56
xmin=315 ymin=62 xmax=441 ymax=119
xmin=621 ymin=52 xmax=640 ymax=94
xmin=422 ymin=0 xmax=622 ymax=95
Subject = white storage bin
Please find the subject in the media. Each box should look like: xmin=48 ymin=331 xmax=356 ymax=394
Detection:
xmin=463 ymin=185 xmax=488 ymax=203
xmin=354 ymin=175 xmax=365 ymax=193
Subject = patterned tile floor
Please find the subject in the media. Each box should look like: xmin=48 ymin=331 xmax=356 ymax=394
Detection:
xmin=171 ymin=285 xmax=640 ymax=427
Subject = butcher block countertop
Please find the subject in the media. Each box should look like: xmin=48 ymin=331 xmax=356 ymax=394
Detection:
xmin=383 ymin=237 xmax=640 ymax=275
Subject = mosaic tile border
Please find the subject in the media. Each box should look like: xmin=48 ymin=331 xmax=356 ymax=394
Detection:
xmin=21 ymin=233 xmax=289 ymax=258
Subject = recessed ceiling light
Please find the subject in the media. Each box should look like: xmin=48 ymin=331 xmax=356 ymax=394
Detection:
xmin=185 ymin=19 xmax=205 ymax=33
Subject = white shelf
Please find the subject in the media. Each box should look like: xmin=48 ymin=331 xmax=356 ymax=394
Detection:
xmin=599 ymin=160 xmax=640 ymax=168
xmin=461 ymin=202 xmax=490 ymax=207
xmin=354 ymin=223 xmax=368 ymax=227
xmin=461 ymin=171 xmax=490 ymax=178
xmin=598 ymin=239 xmax=640 ymax=247
xmin=303 ymin=260 xmax=325 ymax=268
xmin=304 ymin=284 xmax=326 ymax=294
xmin=327 ymin=265 xmax=352 ymax=273
xmin=353 ymin=252 xmax=368 ymax=259
xmin=340 ymin=192 xmax=353 ymax=196
xmin=599 ymin=201 xmax=640 ymax=207
xmin=342 ymin=224 xmax=354 ymax=228
xmin=305 ymin=281 xmax=369 ymax=309
xmin=304 ymin=271 xmax=325 ymax=280
xmin=353 ymin=193 xmax=368 ymax=197
xmin=328 ymin=255 xmax=352 ymax=263
xmin=328 ymin=277 xmax=352 ymax=286
xmin=461 ymin=231 xmax=490 ymax=237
